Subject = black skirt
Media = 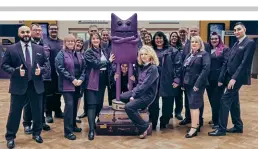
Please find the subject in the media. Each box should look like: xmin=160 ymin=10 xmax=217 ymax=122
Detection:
xmin=86 ymin=70 xmax=107 ymax=105
xmin=184 ymin=84 xmax=205 ymax=109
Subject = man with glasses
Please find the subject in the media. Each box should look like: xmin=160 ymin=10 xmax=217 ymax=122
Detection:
xmin=45 ymin=24 xmax=64 ymax=123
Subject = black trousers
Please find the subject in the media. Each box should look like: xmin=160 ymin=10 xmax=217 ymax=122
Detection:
xmin=218 ymin=81 xmax=243 ymax=131
xmin=120 ymin=91 xmax=151 ymax=133
xmin=206 ymin=82 xmax=224 ymax=125
xmin=160 ymin=96 xmax=175 ymax=125
xmin=5 ymin=81 xmax=43 ymax=141
xmin=23 ymin=82 xmax=49 ymax=127
xmin=174 ymin=90 xmax=183 ymax=115
xmin=184 ymin=89 xmax=204 ymax=125
xmin=108 ymin=86 xmax=113 ymax=106
xmin=46 ymin=93 xmax=62 ymax=116
xmin=62 ymin=87 xmax=80 ymax=135
xmin=148 ymin=91 xmax=160 ymax=129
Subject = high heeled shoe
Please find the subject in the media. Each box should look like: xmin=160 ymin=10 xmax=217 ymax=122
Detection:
xmin=187 ymin=125 xmax=201 ymax=133
xmin=185 ymin=127 xmax=198 ymax=138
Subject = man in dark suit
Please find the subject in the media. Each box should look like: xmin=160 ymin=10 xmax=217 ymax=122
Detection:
xmin=78 ymin=24 xmax=99 ymax=119
xmin=208 ymin=22 xmax=256 ymax=136
xmin=1 ymin=26 xmax=50 ymax=149
xmin=22 ymin=24 xmax=51 ymax=134
xmin=179 ymin=26 xmax=210 ymax=126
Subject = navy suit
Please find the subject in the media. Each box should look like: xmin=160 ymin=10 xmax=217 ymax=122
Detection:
xmin=1 ymin=41 xmax=50 ymax=140
xmin=218 ymin=37 xmax=256 ymax=131
xmin=22 ymin=39 xmax=51 ymax=128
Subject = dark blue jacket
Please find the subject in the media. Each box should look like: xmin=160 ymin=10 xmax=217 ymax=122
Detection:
xmin=208 ymin=47 xmax=230 ymax=84
xmin=218 ymin=37 xmax=256 ymax=85
xmin=159 ymin=47 xmax=183 ymax=97
xmin=132 ymin=63 xmax=159 ymax=100
xmin=1 ymin=42 xmax=50 ymax=95
xmin=84 ymin=47 xmax=111 ymax=91
xmin=183 ymin=50 xmax=211 ymax=89
xmin=55 ymin=49 xmax=86 ymax=92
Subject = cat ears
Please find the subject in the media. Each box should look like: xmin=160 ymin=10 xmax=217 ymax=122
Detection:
xmin=111 ymin=13 xmax=137 ymax=22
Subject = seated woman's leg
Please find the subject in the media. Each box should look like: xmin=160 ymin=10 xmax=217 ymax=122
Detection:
xmin=124 ymin=98 xmax=151 ymax=134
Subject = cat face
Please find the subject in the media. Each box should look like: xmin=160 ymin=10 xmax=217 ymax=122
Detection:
xmin=111 ymin=13 xmax=138 ymax=37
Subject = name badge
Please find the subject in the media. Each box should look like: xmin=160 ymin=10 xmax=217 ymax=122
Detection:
xmin=239 ymin=46 xmax=244 ymax=49
xmin=197 ymin=55 xmax=202 ymax=57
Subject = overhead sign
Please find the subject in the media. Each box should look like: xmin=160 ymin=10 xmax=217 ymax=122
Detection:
xmin=224 ymin=30 xmax=235 ymax=36
xmin=78 ymin=20 xmax=109 ymax=24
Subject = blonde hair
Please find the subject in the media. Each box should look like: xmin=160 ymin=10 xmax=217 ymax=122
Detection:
xmin=63 ymin=34 xmax=76 ymax=49
xmin=137 ymin=45 xmax=159 ymax=66
xmin=190 ymin=36 xmax=205 ymax=52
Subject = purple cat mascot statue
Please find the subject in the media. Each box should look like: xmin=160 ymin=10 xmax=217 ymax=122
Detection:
xmin=111 ymin=13 xmax=140 ymax=101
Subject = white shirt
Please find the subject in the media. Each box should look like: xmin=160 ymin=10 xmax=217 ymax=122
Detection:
xmin=238 ymin=35 xmax=247 ymax=44
xmin=20 ymin=41 xmax=33 ymax=65
xmin=100 ymin=50 xmax=107 ymax=70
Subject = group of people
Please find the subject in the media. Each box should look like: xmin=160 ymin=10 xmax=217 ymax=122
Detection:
xmin=0 ymin=22 xmax=256 ymax=149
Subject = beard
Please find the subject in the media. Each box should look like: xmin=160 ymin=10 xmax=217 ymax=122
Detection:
xmin=19 ymin=36 xmax=31 ymax=43
xmin=50 ymin=31 xmax=58 ymax=38
xmin=33 ymin=37 xmax=41 ymax=42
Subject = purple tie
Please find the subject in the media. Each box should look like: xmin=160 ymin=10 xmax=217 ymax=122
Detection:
xmin=25 ymin=44 xmax=32 ymax=80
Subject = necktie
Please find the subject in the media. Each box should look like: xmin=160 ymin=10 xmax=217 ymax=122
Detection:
xmin=25 ymin=44 xmax=32 ymax=80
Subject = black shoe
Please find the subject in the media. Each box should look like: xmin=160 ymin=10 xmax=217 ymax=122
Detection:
xmin=226 ymin=127 xmax=243 ymax=133
xmin=88 ymin=130 xmax=95 ymax=140
xmin=179 ymin=118 xmax=191 ymax=125
xmin=208 ymin=120 xmax=213 ymax=125
xmin=208 ymin=129 xmax=226 ymax=136
xmin=7 ymin=139 xmax=15 ymax=149
xmin=65 ymin=133 xmax=76 ymax=140
xmin=78 ymin=112 xmax=87 ymax=119
xmin=55 ymin=112 xmax=64 ymax=118
xmin=24 ymin=126 xmax=32 ymax=135
xmin=175 ymin=114 xmax=183 ymax=120
xmin=185 ymin=127 xmax=198 ymax=138
xmin=32 ymin=135 xmax=43 ymax=143
xmin=42 ymin=123 xmax=51 ymax=131
xmin=187 ymin=126 xmax=201 ymax=133
xmin=212 ymin=125 xmax=219 ymax=129
xmin=170 ymin=114 xmax=173 ymax=118
xmin=160 ymin=123 xmax=167 ymax=129
xmin=76 ymin=119 xmax=82 ymax=123
xmin=46 ymin=116 xmax=53 ymax=123
xmin=73 ymin=126 xmax=82 ymax=132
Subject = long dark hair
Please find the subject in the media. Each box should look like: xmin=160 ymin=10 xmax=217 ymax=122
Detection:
xmin=169 ymin=31 xmax=182 ymax=50
xmin=151 ymin=31 xmax=169 ymax=50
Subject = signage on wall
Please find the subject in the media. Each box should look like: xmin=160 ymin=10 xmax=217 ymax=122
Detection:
xmin=78 ymin=20 xmax=109 ymax=24
xmin=224 ymin=30 xmax=235 ymax=36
